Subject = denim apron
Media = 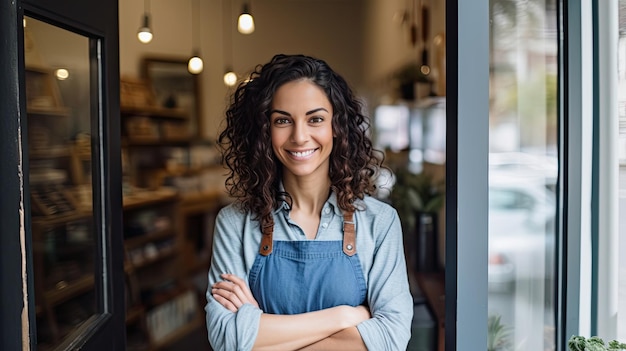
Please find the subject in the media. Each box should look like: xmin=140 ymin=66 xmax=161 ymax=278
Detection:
xmin=248 ymin=212 xmax=367 ymax=314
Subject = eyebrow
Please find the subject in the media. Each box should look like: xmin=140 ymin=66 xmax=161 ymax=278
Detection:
xmin=269 ymin=107 xmax=329 ymax=116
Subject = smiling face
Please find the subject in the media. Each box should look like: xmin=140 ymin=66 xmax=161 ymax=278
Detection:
xmin=269 ymin=79 xmax=334 ymax=181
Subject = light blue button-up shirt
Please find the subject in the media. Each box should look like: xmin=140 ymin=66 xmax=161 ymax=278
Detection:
xmin=205 ymin=192 xmax=413 ymax=350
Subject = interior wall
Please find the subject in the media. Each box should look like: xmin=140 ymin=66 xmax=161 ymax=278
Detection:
xmin=118 ymin=0 xmax=445 ymax=142
xmin=362 ymin=0 xmax=446 ymax=103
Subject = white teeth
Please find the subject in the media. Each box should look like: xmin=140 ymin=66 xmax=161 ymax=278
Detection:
xmin=291 ymin=149 xmax=315 ymax=157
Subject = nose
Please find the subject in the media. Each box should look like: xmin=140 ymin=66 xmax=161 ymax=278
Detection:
xmin=290 ymin=121 xmax=308 ymax=144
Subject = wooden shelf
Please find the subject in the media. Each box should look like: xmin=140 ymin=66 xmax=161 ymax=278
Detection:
xmin=125 ymin=228 xmax=176 ymax=250
xmin=179 ymin=189 xmax=225 ymax=205
xmin=32 ymin=209 xmax=93 ymax=228
xmin=27 ymin=106 xmax=71 ymax=117
xmin=122 ymin=188 xmax=178 ymax=210
xmin=29 ymin=145 xmax=72 ymax=159
xmin=121 ymin=105 xmax=189 ymax=120
xmin=130 ymin=249 xmax=177 ymax=270
xmin=44 ymin=275 xmax=94 ymax=306
xmin=122 ymin=137 xmax=193 ymax=147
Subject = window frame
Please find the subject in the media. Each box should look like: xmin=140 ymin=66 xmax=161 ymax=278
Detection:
xmin=446 ymin=0 xmax=599 ymax=349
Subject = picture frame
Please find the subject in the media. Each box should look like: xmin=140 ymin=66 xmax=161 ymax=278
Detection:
xmin=141 ymin=56 xmax=203 ymax=139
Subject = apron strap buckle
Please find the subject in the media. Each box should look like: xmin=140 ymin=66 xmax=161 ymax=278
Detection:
xmin=260 ymin=219 xmax=274 ymax=256
xmin=343 ymin=212 xmax=356 ymax=256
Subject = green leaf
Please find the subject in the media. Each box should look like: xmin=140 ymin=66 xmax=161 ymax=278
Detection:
xmin=487 ymin=315 xmax=510 ymax=351
xmin=568 ymin=336 xmax=588 ymax=351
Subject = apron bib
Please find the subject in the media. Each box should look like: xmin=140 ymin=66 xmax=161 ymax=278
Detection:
xmin=248 ymin=212 xmax=367 ymax=315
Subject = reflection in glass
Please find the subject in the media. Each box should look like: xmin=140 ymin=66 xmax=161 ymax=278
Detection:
xmin=25 ymin=17 xmax=97 ymax=349
xmin=617 ymin=1 xmax=626 ymax=342
xmin=488 ymin=1 xmax=558 ymax=350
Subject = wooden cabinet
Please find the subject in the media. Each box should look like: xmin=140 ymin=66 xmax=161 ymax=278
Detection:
xmin=123 ymin=189 xmax=203 ymax=350
xmin=119 ymin=94 xmax=226 ymax=349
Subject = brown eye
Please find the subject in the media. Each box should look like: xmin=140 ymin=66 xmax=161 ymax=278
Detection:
xmin=273 ymin=117 xmax=291 ymax=125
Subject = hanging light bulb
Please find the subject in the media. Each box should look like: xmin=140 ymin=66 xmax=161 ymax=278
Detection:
xmin=137 ymin=15 xmax=153 ymax=43
xmin=223 ymin=69 xmax=237 ymax=86
xmin=55 ymin=68 xmax=70 ymax=81
xmin=237 ymin=3 xmax=255 ymax=34
xmin=187 ymin=0 xmax=203 ymax=74
xmin=137 ymin=0 xmax=153 ymax=43
xmin=188 ymin=54 xmax=204 ymax=74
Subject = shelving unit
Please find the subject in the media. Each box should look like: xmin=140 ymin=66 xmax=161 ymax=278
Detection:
xmin=32 ymin=212 xmax=97 ymax=347
xmin=119 ymin=86 xmax=226 ymax=348
xmin=122 ymin=188 xmax=202 ymax=351
xmin=27 ymin=67 xmax=223 ymax=349
xmin=25 ymin=65 xmax=100 ymax=349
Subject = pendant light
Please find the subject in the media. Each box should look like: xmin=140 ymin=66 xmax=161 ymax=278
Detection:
xmin=137 ymin=0 xmax=153 ymax=44
xmin=188 ymin=54 xmax=204 ymax=74
xmin=237 ymin=2 xmax=255 ymax=35
xmin=188 ymin=0 xmax=203 ymax=74
xmin=223 ymin=0 xmax=238 ymax=86
xmin=223 ymin=70 xmax=237 ymax=87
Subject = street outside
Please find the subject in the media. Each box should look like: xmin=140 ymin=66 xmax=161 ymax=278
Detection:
xmin=618 ymin=165 xmax=626 ymax=342
xmin=486 ymin=165 xmax=626 ymax=349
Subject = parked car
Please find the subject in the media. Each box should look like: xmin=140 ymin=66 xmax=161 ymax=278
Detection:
xmin=488 ymin=170 xmax=557 ymax=293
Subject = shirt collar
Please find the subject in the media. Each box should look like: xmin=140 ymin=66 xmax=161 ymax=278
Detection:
xmin=326 ymin=191 xmax=343 ymax=216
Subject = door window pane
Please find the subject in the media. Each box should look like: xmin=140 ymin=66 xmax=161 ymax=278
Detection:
xmin=24 ymin=17 xmax=98 ymax=349
xmin=488 ymin=1 xmax=558 ymax=350
xmin=618 ymin=0 xmax=626 ymax=342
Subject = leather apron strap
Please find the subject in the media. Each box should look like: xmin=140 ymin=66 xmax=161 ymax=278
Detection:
xmin=259 ymin=211 xmax=356 ymax=256
xmin=259 ymin=219 xmax=274 ymax=256
xmin=342 ymin=211 xmax=356 ymax=256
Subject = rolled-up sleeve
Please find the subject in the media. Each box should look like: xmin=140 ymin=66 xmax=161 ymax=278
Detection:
xmin=205 ymin=206 xmax=263 ymax=351
xmin=356 ymin=206 xmax=413 ymax=350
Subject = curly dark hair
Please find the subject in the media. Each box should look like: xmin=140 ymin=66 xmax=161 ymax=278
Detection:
xmin=218 ymin=54 xmax=384 ymax=228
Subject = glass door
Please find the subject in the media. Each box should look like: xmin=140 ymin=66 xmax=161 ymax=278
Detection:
xmin=617 ymin=0 xmax=626 ymax=342
xmin=0 ymin=0 xmax=124 ymax=349
xmin=25 ymin=16 xmax=101 ymax=349
xmin=487 ymin=1 xmax=558 ymax=350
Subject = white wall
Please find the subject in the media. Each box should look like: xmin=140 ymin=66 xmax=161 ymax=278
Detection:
xmin=118 ymin=0 xmax=445 ymax=141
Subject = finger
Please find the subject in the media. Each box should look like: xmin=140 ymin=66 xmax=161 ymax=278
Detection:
xmin=216 ymin=277 xmax=249 ymax=301
xmin=212 ymin=292 xmax=238 ymax=312
xmin=220 ymin=274 xmax=259 ymax=308
xmin=212 ymin=287 xmax=244 ymax=309
xmin=212 ymin=281 xmax=235 ymax=290
xmin=213 ymin=280 xmax=245 ymax=302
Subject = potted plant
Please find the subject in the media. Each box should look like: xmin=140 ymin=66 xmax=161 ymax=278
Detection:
xmin=389 ymin=168 xmax=444 ymax=272
xmin=487 ymin=315 xmax=511 ymax=351
xmin=568 ymin=335 xmax=626 ymax=351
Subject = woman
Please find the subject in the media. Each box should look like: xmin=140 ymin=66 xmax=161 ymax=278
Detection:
xmin=206 ymin=54 xmax=413 ymax=350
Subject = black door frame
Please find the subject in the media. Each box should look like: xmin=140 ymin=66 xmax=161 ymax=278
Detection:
xmin=0 ymin=0 xmax=125 ymax=349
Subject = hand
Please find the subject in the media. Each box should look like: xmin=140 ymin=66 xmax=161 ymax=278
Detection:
xmin=212 ymin=273 xmax=260 ymax=312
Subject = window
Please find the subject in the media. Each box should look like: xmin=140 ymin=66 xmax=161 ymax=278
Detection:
xmin=488 ymin=0 xmax=558 ymax=349
xmin=617 ymin=0 xmax=626 ymax=342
